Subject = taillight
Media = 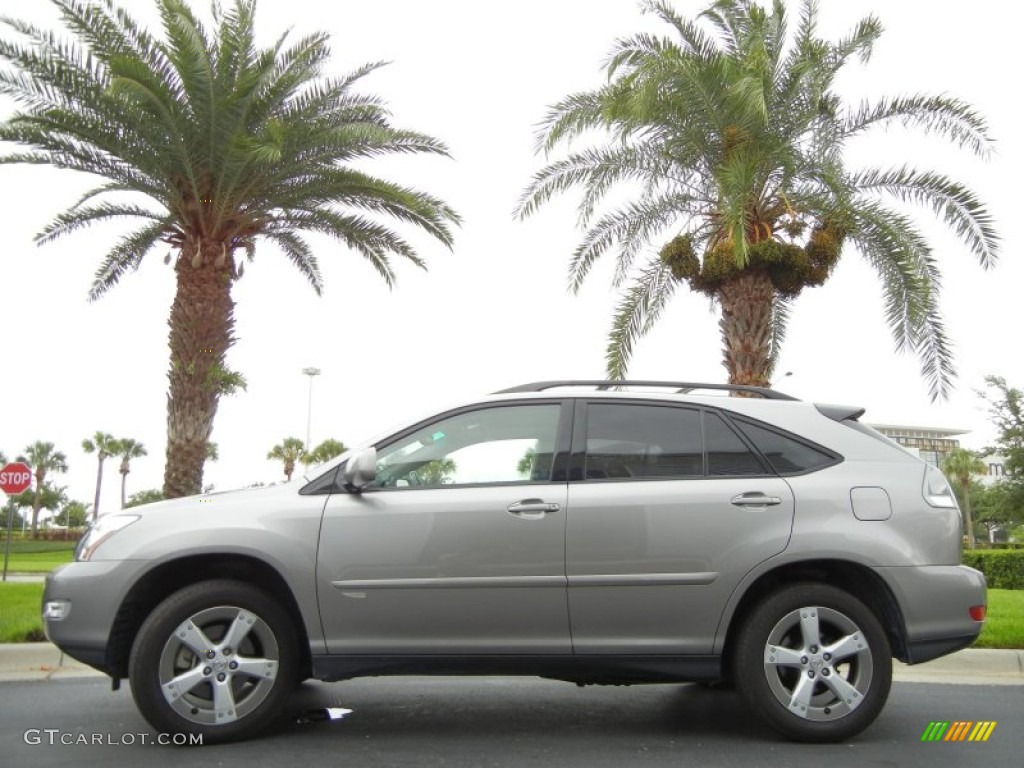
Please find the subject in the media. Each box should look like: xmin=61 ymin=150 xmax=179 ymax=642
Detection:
xmin=969 ymin=605 xmax=986 ymax=621
xmin=922 ymin=464 xmax=957 ymax=508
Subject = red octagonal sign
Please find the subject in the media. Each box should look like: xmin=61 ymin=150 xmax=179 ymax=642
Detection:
xmin=0 ymin=462 xmax=32 ymax=495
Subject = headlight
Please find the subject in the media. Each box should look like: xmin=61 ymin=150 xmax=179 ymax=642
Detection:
xmin=922 ymin=464 xmax=957 ymax=509
xmin=75 ymin=514 xmax=140 ymax=561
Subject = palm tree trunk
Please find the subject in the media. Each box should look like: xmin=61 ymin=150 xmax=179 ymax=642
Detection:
xmin=31 ymin=489 xmax=41 ymax=539
xmin=963 ymin=484 xmax=975 ymax=549
xmin=30 ymin=466 xmax=45 ymax=538
xmin=717 ymin=270 xmax=775 ymax=388
xmin=163 ymin=249 xmax=236 ymax=498
xmin=120 ymin=468 xmax=128 ymax=509
xmin=92 ymin=459 xmax=103 ymax=521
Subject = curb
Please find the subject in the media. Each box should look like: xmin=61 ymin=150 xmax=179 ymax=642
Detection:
xmin=0 ymin=642 xmax=1021 ymax=685
xmin=0 ymin=642 xmax=104 ymax=681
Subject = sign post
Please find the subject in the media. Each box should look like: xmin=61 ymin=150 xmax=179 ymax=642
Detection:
xmin=1 ymin=462 xmax=33 ymax=582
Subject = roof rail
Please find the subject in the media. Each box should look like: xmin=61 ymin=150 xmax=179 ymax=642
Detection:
xmin=494 ymin=380 xmax=798 ymax=400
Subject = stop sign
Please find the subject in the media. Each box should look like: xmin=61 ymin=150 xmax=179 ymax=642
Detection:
xmin=0 ymin=462 xmax=32 ymax=495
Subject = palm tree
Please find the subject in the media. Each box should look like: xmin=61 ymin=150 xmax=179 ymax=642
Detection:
xmin=267 ymin=437 xmax=306 ymax=481
xmin=17 ymin=441 xmax=68 ymax=537
xmin=301 ymin=438 xmax=347 ymax=466
xmin=518 ymin=0 xmax=997 ymax=398
xmin=82 ymin=431 xmax=119 ymax=521
xmin=116 ymin=439 xmax=148 ymax=509
xmin=0 ymin=0 xmax=459 ymax=498
xmin=125 ymin=488 xmax=165 ymax=508
xmin=13 ymin=484 xmax=69 ymax=530
xmin=942 ymin=448 xmax=986 ymax=549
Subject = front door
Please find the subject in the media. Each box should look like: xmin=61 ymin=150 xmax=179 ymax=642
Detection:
xmin=317 ymin=401 xmax=572 ymax=654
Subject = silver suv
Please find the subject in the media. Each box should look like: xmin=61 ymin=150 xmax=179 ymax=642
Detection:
xmin=43 ymin=381 xmax=986 ymax=744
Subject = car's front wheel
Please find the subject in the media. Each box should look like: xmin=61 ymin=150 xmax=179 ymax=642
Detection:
xmin=129 ymin=579 xmax=298 ymax=744
xmin=733 ymin=583 xmax=892 ymax=743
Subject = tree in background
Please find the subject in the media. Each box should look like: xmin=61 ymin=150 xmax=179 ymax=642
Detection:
xmin=116 ymin=439 xmax=148 ymax=509
xmin=977 ymin=375 xmax=1024 ymax=541
xmin=970 ymin=482 xmax=1022 ymax=545
xmin=301 ymin=438 xmax=348 ymax=467
xmin=979 ymin=376 xmax=1024 ymax=489
xmin=519 ymin=0 xmax=996 ymax=397
xmin=17 ymin=442 xmax=68 ymax=537
xmin=0 ymin=0 xmax=459 ymax=498
xmin=82 ymin=432 xmax=119 ymax=521
xmin=942 ymin=448 xmax=986 ymax=549
xmin=412 ymin=459 xmax=457 ymax=486
xmin=125 ymin=489 xmax=165 ymax=509
xmin=13 ymin=484 xmax=68 ymax=530
xmin=58 ymin=499 xmax=90 ymax=530
xmin=268 ymin=437 xmax=306 ymax=481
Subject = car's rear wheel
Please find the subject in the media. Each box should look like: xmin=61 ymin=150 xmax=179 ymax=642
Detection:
xmin=129 ymin=579 xmax=298 ymax=744
xmin=733 ymin=583 xmax=892 ymax=742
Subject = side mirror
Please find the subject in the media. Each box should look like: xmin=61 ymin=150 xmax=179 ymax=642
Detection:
xmin=341 ymin=447 xmax=377 ymax=492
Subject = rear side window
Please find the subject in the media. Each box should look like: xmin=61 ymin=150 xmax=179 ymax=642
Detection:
xmin=585 ymin=404 xmax=702 ymax=479
xmin=733 ymin=419 xmax=837 ymax=475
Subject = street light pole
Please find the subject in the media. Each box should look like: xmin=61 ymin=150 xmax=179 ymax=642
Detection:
xmin=302 ymin=367 xmax=321 ymax=452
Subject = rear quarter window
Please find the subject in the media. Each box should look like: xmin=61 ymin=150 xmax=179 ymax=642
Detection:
xmin=732 ymin=418 xmax=839 ymax=475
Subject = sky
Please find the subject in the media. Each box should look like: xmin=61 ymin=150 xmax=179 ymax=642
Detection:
xmin=1 ymin=0 xmax=1021 ymax=516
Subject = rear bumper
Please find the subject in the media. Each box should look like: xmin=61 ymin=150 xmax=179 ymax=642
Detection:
xmin=873 ymin=564 xmax=987 ymax=664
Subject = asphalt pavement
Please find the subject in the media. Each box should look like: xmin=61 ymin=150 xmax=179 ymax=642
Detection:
xmin=2 ymin=676 xmax=1022 ymax=768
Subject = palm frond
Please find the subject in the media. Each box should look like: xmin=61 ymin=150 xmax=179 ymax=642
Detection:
xmin=847 ymin=203 xmax=953 ymax=401
xmin=852 ymin=166 xmax=998 ymax=268
xmin=260 ymin=230 xmax=322 ymax=294
xmin=88 ymin=219 xmax=169 ymax=300
xmin=570 ymin=193 xmax=694 ymax=292
xmin=842 ymin=95 xmax=992 ymax=156
xmin=767 ymin=293 xmax=791 ymax=370
xmin=36 ymin=201 xmax=168 ymax=245
xmin=605 ymin=262 xmax=677 ymax=379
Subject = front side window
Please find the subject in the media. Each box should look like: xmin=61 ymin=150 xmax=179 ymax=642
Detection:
xmin=374 ymin=404 xmax=561 ymax=488
xmin=585 ymin=404 xmax=702 ymax=479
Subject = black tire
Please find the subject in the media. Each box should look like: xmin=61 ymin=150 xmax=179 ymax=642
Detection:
xmin=129 ymin=579 xmax=299 ymax=744
xmin=733 ymin=582 xmax=892 ymax=743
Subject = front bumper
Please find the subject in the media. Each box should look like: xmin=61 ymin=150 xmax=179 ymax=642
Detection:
xmin=43 ymin=559 xmax=147 ymax=675
xmin=874 ymin=564 xmax=987 ymax=664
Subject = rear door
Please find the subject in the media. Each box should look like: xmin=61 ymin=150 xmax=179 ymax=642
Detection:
xmin=565 ymin=401 xmax=795 ymax=654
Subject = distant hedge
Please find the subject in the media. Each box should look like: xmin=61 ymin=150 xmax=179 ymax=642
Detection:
xmin=962 ymin=550 xmax=1024 ymax=590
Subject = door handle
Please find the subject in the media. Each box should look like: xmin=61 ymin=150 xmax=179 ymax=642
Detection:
xmin=507 ymin=499 xmax=560 ymax=519
xmin=731 ymin=492 xmax=782 ymax=508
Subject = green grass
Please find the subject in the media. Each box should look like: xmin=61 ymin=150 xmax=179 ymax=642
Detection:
xmin=0 ymin=583 xmax=45 ymax=643
xmin=4 ymin=538 xmax=78 ymax=554
xmin=974 ymin=589 xmax=1024 ymax=649
xmin=1 ymin=548 xmax=74 ymax=573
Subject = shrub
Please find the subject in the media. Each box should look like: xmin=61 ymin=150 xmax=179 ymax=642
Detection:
xmin=962 ymin=550 xmax=1024 ymax=590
